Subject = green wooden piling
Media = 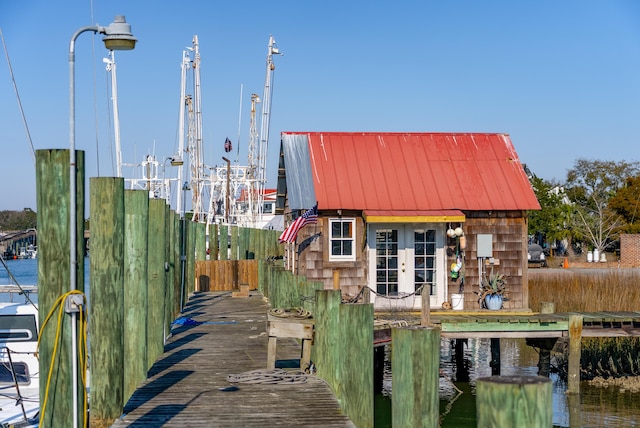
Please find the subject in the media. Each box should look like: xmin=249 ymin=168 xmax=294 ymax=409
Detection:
xmin=392 ymin=326 xmax=440 ymax=428
xmin=230 ymin=226 xmax=238 ymax=260
xmin=314 ymin=290 xmax=342 ymax=397
xmin=195 ymin=222 xmax=206 ymax=289
xmin=219 ymin=225 xmax=229 ymax=260
xmin=89 ymin=177 xmax=125 ymax=427
xmin=252 ymin=228 xmax=259 ymax=259
xmin=173 ymin=213 xmax=181 ymax=318
xmin=35 ymin=149 xmax=85 ymax=428
xmin=185 ymin=220 xmax=195 ymax=297
xmin=164 ymin=206 xmax=174 ymax=335
xmin=123 ymin=190 xmax=149 ymax=402
xmin=239 ymin=227 xmax=249 ymax=259
xmin=568 ymin=314 xmax=583 ymax=394
xmin=147 ymin=198 xmax=167 ymax=367
xmin=210 ymin=224 xmax=219 ymax=260
xmin=476 ymin=376 xmax=552 ymax=428
xmin=339 ymin=303 xmax=374 ymax=428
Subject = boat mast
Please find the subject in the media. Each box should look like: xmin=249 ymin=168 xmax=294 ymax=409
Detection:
xmin=176 ymin=45 xmax=190 ymax=214
xmin=104 ymin=51 xmax=123 ymax=177
xmin=256 ymin=35 xmax=282 ymax=224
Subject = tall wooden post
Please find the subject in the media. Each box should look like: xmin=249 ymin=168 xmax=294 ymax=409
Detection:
xmin=392 ymin=326 xmax=440 ymax=428
xmin=89 ymin=177 xmax=125 ymax=427
xmin=490 ymin=338 xmax=501 ymax=375
xmin=147 ymin=198 xmax=167 ymax=366
xmin=476 ymin=376 xmax=552 ymax=427
xmin=172 ymin=213 xmax=181 ymax=318
xmin=123 ymin=190 xmax=149 ymax=402
xmin=36 ymin=149 xmax=85 ymax=428
xmin=568 ymin=314 xmax=583 ymax=394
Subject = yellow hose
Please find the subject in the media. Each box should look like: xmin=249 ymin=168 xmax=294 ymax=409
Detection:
xmin=36 ymin=290 xmax=88 ymax=428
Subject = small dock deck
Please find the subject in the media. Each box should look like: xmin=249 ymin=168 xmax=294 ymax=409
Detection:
xmin=374 ymin=310 xmax=640 ymax=344
xmin=111 ymin=291 xmax=354 ymax=427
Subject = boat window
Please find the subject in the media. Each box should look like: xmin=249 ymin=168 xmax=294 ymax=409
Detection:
xmin=0 ymin=361 xmax=29 ymax=384
xmin=0 ymin=315 xmax=38 ymax=342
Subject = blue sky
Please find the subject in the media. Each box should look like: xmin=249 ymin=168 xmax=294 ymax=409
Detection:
xmin=1 ymin=0 xmax=639 ymax=212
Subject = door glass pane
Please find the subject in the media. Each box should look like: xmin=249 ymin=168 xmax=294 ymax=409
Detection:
xmin=376 ymin=229 xmax=398 ymax=296
xmin=415 ymin=229 xmax=436 ymax=296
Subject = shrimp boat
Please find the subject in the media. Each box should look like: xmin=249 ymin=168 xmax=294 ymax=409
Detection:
xmin=0 ymin=284 xmax=39 ymax=427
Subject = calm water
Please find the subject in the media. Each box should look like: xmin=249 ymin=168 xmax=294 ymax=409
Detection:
xmin=375 ymin=337 xmax=640 ymax=427
xmin=0 ymin=257 xmax=90 ymax=303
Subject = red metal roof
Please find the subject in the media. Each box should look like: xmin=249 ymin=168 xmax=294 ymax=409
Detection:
xmin=282 ymin=132 xmax=540 ymax=212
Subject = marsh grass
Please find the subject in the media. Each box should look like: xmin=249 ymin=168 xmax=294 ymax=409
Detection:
xmin=529 ymin=269 xmax=640 ymax=313
xmin=529 ymin=269 xmax=640 ymax=380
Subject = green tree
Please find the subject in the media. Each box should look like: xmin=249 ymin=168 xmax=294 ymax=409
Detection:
xmin=528 ymin=176 xmax=573 ymax=248
xmin=0 ymin=208 xmax=37 ymax=231
xmin=608 ymin=175 xmax=640 ymax=234
xmin=565 ymin=159 xmax=640 ymax=253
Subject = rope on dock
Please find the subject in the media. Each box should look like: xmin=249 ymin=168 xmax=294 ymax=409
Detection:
xmin=268 ymin=307 xmax=312 ymax=319
xmin=226 ymin=369 xmax=308 ymax=384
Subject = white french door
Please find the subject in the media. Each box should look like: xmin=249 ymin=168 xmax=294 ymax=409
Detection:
xmin=368 ymin=224 xmax=446 ymax=310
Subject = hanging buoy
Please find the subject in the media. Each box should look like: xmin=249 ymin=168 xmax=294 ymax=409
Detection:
xmin=459 ymin=235 xmax=467 ymax=250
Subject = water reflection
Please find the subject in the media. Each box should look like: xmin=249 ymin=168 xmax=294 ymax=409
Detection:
xmin=375 ymin=338 xmax=640 ymax=427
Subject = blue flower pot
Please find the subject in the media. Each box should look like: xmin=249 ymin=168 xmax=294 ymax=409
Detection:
xmin=485 ymin=294 xmax=503 ymax=310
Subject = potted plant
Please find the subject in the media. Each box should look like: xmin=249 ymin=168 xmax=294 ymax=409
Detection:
xmin=475 ymin=272 xmax=508 ymax=310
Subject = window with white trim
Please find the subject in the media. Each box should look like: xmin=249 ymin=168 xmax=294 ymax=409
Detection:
xmin=329 ymin=218 xmax=356 ymax=261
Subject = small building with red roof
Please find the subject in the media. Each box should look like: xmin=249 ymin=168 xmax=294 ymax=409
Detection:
xmin=276 ymin=132 xmax=540 ymax=310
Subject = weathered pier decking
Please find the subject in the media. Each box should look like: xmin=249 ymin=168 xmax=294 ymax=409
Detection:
xmin=111 ymin=291 xmax=354 ymax=427
xmin=374 ymin=310 xmax=640 ymax=343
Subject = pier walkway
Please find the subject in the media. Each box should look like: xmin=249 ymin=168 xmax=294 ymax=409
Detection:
xmin=111 ymin=291 xmax=353 ymax=427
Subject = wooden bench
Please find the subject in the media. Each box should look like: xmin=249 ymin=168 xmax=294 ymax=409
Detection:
xmin=266 ymin=314 xmax=314 ymax=370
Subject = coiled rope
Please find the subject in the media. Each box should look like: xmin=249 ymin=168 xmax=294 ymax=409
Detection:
xmin=226 ymin=369 xmax=308 ymax=384
xmin=268 ymin=307 xmax=312 ymax=319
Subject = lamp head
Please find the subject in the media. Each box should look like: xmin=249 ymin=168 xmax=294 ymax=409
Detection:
xmin=170 ymin=156 xmax=184 ymax=166
xmin=102 ymin=16 xmax=137 ymax=51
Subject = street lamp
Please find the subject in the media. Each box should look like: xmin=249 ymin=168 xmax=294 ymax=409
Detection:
xmin=161 ymin=155 xmax=184 ymax=204
xmin=68 ymin=16 xmax=136 ymax=428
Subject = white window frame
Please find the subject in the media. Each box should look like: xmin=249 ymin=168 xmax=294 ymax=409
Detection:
xmin=328 ymin=218 xmax=356 ymax=261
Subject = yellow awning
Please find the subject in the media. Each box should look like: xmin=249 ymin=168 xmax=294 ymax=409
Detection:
xmin=363 ymin=210 xmax=465 ymax=224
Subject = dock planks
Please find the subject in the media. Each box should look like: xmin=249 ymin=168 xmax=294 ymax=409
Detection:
xmin=373 ymin=310 xmax=640 ymax=343
xmin=111 ymin=291 xmax=354 ymax=427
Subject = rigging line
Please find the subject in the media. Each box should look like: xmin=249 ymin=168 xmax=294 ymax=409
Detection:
xmin=1 ymin=28 xmax=36 ymax=165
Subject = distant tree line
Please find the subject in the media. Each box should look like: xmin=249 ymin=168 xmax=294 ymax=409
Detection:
xmin=0 ymin=208 xmax=37 ymax=232
xmin=527 ymin=158 xmax=640 ymax=255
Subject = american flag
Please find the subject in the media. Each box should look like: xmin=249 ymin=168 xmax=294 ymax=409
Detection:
xmin=278 ymin=203 xmax=318 ymax=244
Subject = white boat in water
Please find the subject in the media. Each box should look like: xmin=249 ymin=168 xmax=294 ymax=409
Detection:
xmin=0 ymin=285 xmax=39 ymax=427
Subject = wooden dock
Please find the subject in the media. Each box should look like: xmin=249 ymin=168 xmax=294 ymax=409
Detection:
xmin=374 ymin=310 xmax=640 ymax=344
xmin=111 ymin=291 xmax=354 ymax=427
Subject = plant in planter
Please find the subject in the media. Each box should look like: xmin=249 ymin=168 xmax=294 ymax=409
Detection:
xmin=475 ymin=272 xmax=508 ymax=310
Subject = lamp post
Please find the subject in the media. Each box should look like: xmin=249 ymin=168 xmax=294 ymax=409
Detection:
xmin=161 ymin=155 xmax=184 ymax=205
xmin=68 ymin=16 xmax=136 ymax=428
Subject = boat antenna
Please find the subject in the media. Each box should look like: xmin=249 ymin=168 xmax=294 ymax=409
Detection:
xmin=1 ymin=28 xmax=36 ymax=165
